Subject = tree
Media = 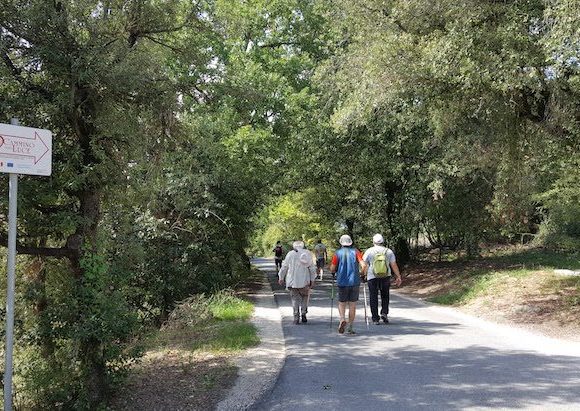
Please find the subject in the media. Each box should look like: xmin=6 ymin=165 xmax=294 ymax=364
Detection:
xmin=1 ymin=0 xmax=219 ymax=405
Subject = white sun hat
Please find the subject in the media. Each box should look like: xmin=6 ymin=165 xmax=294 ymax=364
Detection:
xmin=372 ymin=234 xmax=384 ymax=244
xmin=339 ymin=234 xmax=353 ymax=246
xmin=292 ymin=240 xmax=304 ymax=250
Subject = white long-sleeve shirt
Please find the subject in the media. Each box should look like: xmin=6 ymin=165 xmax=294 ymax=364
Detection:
xmin=278 ymin=249 xmax=317 ymax=288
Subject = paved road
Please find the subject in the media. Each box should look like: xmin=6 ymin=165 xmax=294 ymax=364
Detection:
xmin=251 ymin=258 xmax=580 ymax=410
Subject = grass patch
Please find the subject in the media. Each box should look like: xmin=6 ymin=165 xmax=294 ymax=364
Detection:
xmin=151 ymin=290 xmax=259 ymax=352
xmin=426 ymin=251 xmax=564 ymax=306
xmin=405 ymin=245 xmax=580 ymax=339
xmin=428 ymin=271 xmax=499 ymax=305
xmin=191 ymin=322 xmax=259 ymax=352
xmin=485 ymin=246 xmax=580 ymax=271
xmin=429 ymin=292 xmax=467 ymax=305
xmin=544 ymin=275 xmax=580 ymax=308
xmin=110 ymin=289 xmax=259 ymax=410
xmin=209 ymin=293 xmax=254 ymax=321
xmin=428 ymin=247 xmax=579 ymax=307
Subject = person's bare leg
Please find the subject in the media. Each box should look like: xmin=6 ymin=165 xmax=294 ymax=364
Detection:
xmin=338 ymin=301 xmax=347 ymax=333
xmin=338 ymin=302 xmax=346 ymax=321
xmin=348 ymin=301 xmax=356 ymax=324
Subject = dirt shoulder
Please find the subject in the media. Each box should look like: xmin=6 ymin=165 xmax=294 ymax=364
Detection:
xmin=111 ymin=349 xmax=238 ymax=411
xmin=397 ymin=252 xmax=580 ymax=343
xmin=109 ymin=271 xmax=264 ymax=410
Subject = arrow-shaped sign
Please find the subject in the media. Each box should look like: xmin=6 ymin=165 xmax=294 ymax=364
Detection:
xmin=0 ymin=131 xmax=50 ymax=164
xmin=0 ymin=123 xmax=52 ymax=176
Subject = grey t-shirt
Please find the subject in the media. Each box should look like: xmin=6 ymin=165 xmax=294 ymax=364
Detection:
xmin=314 ymin=243 xmax=326 ymax=259
xmin=362 ymin=245 xmax=396 ymax=280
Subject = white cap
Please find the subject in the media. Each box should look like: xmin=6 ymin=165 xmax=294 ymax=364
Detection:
xmin=372 ymin=234 xmax=384 ymax=244
xmin=292 ymin=240 xmax=304 ymax=250
xmin=339 ymin=234 xmax=353 ymax=246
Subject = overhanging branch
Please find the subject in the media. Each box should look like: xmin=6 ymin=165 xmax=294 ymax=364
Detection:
xmin=0 ymin=50 xmax=54 ymax=100
xmin=0 ymin=235 xmax=75 ymax=259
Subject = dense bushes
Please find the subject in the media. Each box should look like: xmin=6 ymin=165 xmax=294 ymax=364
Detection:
xmin=0 ymin=1 xmax=268 ymax=408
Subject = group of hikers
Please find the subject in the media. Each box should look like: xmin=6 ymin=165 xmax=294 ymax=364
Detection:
xmin=274 ymin=234 xmax=402 ymax=335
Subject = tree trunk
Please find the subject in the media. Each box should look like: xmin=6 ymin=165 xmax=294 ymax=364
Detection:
xmin=465 ymin=233 xmax=480 ymax=259
xmin=27 ymin=253 xmax=55 ymax=358
xmin=394 ymin=237 xmax=410 ymax=267
xmin=81 ymin=337 xmax=108 ymax=405
xmin=345 ymin=218 xmax=355 ymax=241
xmin=73 ymin=188 xmax=107 ymax=406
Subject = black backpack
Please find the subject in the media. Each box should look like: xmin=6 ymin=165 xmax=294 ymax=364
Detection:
xmin=274 ymin=245 xmax=283 ymax=257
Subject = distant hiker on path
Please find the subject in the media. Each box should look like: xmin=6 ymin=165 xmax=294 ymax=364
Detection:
xmin=362 ymin=234 xmax=402 ymax=324
xmin=273 ymin=241 xmax=284 ymax=271
xmin=329 ymin=235 xmax=366 ymax=334
xmin=314 ymin=239 xmax=328 ymax=280
xmin=278 ymin=240 xmax=317 ymax=324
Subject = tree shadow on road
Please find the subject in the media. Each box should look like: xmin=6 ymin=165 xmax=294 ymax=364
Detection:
xmin=252 ymin=258 xmax=580 ymax=410
xmin=256 ymin=342 xmax=580 ymax=410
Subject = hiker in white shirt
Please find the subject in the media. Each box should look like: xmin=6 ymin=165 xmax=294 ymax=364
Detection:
xmin=362 ymin=234 xmax=402 ymax=324
xmin=278 ymin=241 xmax=317 ymax=324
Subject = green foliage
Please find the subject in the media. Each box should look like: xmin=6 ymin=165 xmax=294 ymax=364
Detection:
xmin=15 ymin=345 xmax=83 ymax=410
xmin=299 ymin=0 xmax=580 ymax=256
xmin=11 ymin=253 xmax=140 ymax=409
xmin=536 ymin=157 xmax=580 ymax=247
xmin=424 ymin=172 xmax=493 ymax=250
xmin=1 ymin=0 xmax=272 ymax=407
xmin=250 ymin=191 xmax=337 ymax=255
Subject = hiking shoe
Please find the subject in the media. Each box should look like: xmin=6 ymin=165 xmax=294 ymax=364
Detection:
xmin=373 ymin=320 xmax=380 ymax=325
xmin=347 ymin=327 xmax=356 ymax=335
xmin=294 ymin=317 xmax=300 ymax=325
xmin=301 ymin=314 xmax=307 ymax=323
xmin=381 ymin=314 xmax=389 ymax=324
xmin=338 ymin=320 xmax=347 ymax=334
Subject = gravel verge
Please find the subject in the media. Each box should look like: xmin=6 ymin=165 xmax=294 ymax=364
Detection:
xmin=216 ymin=259 xmax=285 ymax=410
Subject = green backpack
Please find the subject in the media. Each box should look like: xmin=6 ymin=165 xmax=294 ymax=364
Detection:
xmin=372 ymin=251 xmax=389 ymax=278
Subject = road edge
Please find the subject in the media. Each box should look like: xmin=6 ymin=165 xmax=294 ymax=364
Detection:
xmin=216 ymin=263 xmax=285 ymax=411
xmin=393 ymin=290 xmax=580 ymax=354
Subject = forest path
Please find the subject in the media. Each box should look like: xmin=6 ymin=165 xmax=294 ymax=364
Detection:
xmin=252 ymin=258 xmax=580 ymax=411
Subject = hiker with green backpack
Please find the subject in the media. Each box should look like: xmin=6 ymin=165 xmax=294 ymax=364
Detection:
xmin=362 ymin=234 xmax=402 ymax=325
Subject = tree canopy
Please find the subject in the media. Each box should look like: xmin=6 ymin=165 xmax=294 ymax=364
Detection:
xmin=0 ymin=0 xmax=578 ymax=407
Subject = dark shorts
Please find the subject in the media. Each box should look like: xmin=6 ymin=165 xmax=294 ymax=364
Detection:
xmin=338 ymin=286 xmax=360 ymax=302
xmin=316 ymin=257 xmax=325 ymax=269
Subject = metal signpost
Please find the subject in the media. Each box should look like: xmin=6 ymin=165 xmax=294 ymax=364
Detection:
xmin=1 ymin=119 xmax=52 ymax=411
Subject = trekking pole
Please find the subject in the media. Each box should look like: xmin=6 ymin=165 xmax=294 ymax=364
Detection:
xmin=330 ymin=275 xmax=335 ymax=329
xmin=362 ymin=282 xmax=369 ymax=330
